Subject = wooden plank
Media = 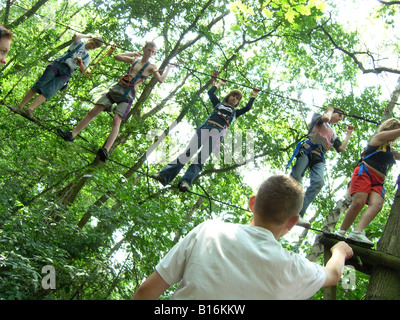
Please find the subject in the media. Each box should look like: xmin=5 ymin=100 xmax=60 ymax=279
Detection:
xmin=319 ymin=235 xmax=400 ymax=275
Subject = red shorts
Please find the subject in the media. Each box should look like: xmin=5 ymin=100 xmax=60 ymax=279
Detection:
xmin=350 ymin=165 xmax=385 ymax=198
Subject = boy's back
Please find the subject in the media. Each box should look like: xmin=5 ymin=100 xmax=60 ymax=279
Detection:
xmin=156 ymin=220 xmax=326 ymax=300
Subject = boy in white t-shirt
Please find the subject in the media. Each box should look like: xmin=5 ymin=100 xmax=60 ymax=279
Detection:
xmin=132 ymin=175 xmax=353 ymax=300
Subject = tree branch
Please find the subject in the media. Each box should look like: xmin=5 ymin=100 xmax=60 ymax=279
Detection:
xmin=319 ymin=24 xmax=400 ymax=75
xmin=6 ymin=0 xmax=49 ymax=29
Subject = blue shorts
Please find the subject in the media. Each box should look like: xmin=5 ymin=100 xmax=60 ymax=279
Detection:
xmin=31 ymin=61 xmax=72 ymax=100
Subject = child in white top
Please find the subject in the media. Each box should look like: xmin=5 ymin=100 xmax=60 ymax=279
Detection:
xmin=133 ymin=175 xmax=353 ymax=300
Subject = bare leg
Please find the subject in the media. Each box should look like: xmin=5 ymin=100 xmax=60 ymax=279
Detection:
xmin=17 ymin=89 xmax=37 ymax=110
xmin=72 ymin=104 xmax=106 ymax=138
xmin=340 ymin=192 xmax=369 ymax=231
xmin=26 ymin=94 xmax=47 ymax=111
xmin=355 ymin=191 xmax=384 ymax=231
xmin=103 ymin=114 xmax=122 ymax=151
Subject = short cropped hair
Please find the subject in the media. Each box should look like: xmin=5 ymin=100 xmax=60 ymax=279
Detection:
xmin=222 ymin=89 xmax=243 ymax=107
xmin=144 ymin=41 xmax=157 ymax=49
xmin=333 ymin=107 xmax=345 ymax=119
xmin=92 ymin=36 xmax=104 ymax=48
xmin=254 ymin=175 xmax=304 ymax=225
xmin=0 ymin=24 xmax=12 ymax=40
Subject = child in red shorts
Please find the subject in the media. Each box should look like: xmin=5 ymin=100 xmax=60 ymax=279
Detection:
xmin=336 ymin=118 xmax=400 ymax=246
xmin=350 ymin=165 xmax=385 ymax=200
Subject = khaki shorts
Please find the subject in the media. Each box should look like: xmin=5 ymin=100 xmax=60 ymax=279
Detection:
xmin=95 ymin=82 xmax=136 ymax=120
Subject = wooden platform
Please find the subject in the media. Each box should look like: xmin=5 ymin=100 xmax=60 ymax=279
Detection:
xmin=319 ymin=234 xmax=400 ymax=300
xmin=320 ymin=233 xmax=400 ymax=276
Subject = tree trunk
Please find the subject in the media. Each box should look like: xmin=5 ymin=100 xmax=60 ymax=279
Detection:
xmin=306 ymin=186 xmax=352 ymax=262
xmin=382 ymin=75 xmax=400 ymax=122
xmin=365 ymin=175 xmax=400 ymax=299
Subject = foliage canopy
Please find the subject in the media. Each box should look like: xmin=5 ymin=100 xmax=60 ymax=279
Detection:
xmin=1 ymin=0 xmax=399 ymax=300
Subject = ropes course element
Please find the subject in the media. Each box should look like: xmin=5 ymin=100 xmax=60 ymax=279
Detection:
xmin=170 ymin=62 xmax=380 ymax=125
xmin=80 ymin=43 xmax=119 ymax=77
xmin=3 ymin=0 xmax=383 ymax=224
xmin=7 ymin=2 xmax=380 ymax=126
xmin=3 ymin=106 xmax=399 ymax=257
xmin=2 ymin=103 xmax=251 ymax=214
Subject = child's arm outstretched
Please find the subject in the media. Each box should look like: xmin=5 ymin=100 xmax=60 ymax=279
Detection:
xmin=370 ymin=127 xmax=400 ymax=147
xmin=72 ymin=32 xmax=95 ymax=43
xmin=235 ymin=88 xmax=260 ymax=117
xmin=132 ymin=271 xmax=170 ymax=300
xmin=114 ymin=52 xmax=142 ymax=64
xmin=208 ymin=79 xmax=226 ymax=107
xmin=323 ymin=241 xmax=353 ymax=287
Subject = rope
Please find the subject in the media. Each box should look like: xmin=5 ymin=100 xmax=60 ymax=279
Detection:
xmin=3 ymin=103 xmax=251 ymax=213
xmin=80 ymin=44 xmax=119 ymax=77
xmin=119 ymin=57 xmax=164 ymax=88
xmin=7 ymin=103 xmax=396 ymax=257
xmin=170 ymin=63 xmax=380 ymax=125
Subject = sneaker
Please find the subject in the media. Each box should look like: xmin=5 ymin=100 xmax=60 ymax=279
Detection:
xmin=10 ymin=106 xmax=22 ymax=113
xmin=151 ymin=173 xmax=167 ymax=186
xmin=178 ymin=181 xmax=190 ymax=192
xmin=347 ymin=230 xmax=374 ymax=246
xmin=296 ymin=217 xmax=311 ymax=228
xmin=57 ymin=129 xmax=75 ymax=142
xmin=334 ymin=229 xmax=347 ymax=240
xmin=22 ymin=109 xmax=35 ymax=119
xmin=97 ymin=147 xmax=109 ymax=162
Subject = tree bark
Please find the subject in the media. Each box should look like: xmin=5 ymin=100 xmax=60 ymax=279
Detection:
xmin=365 ymin=175 xmax=400 ymax=299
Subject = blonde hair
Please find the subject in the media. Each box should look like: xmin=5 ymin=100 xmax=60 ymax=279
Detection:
xmin=254 ymin=175 xmax=304 ymax=225
xmin=144 ymin=41 xmax=157 ymax=49
xmin=222 ymin=89 xmax=243 ymax=107
xmin=377 ymin=118 xmax=400 ymax=133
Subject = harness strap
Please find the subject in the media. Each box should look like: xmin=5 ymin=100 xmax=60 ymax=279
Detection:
xmin=217 ymin=111 xmax=230 ymax=128
xmin=358 ymin=163 xmax=385 ymax=197
xmin=118 ymin=60 xmax=151 ymax=102
xmin=105 ymin=92 xmax=130 ymax=105
xmin=119 ymin=60 xmax=151 ymax=86
xmin=286 ymin=139 xmax=325 ymax=171
xmin=58 ymin=42 xmax=87 ymax=63
xmin=50 ymin=64 xmax=70 ymax=83
xmin=81 ymin=44 xmax=118 ymax=77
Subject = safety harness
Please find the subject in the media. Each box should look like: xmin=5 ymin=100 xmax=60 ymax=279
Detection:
xmin=202 ymin=102 xmax=236 ymax=129
xmin=357 ymin=143 xmax=394 ymax=197
xmin=58 ymin=42 xmax=89 ymax=64
xmin=49 ymin=42 xmax=90 ymax=91
xmin=286 ymin=139 xmax=325 ymax=171
xmin=116 ymin=60 xmax=151 ymax=102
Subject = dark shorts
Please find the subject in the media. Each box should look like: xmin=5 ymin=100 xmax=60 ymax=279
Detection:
xmin=31 ymin=61 xmax=71 ymax=100
xmin=95 ymin=82 xmax=136 ymax=120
